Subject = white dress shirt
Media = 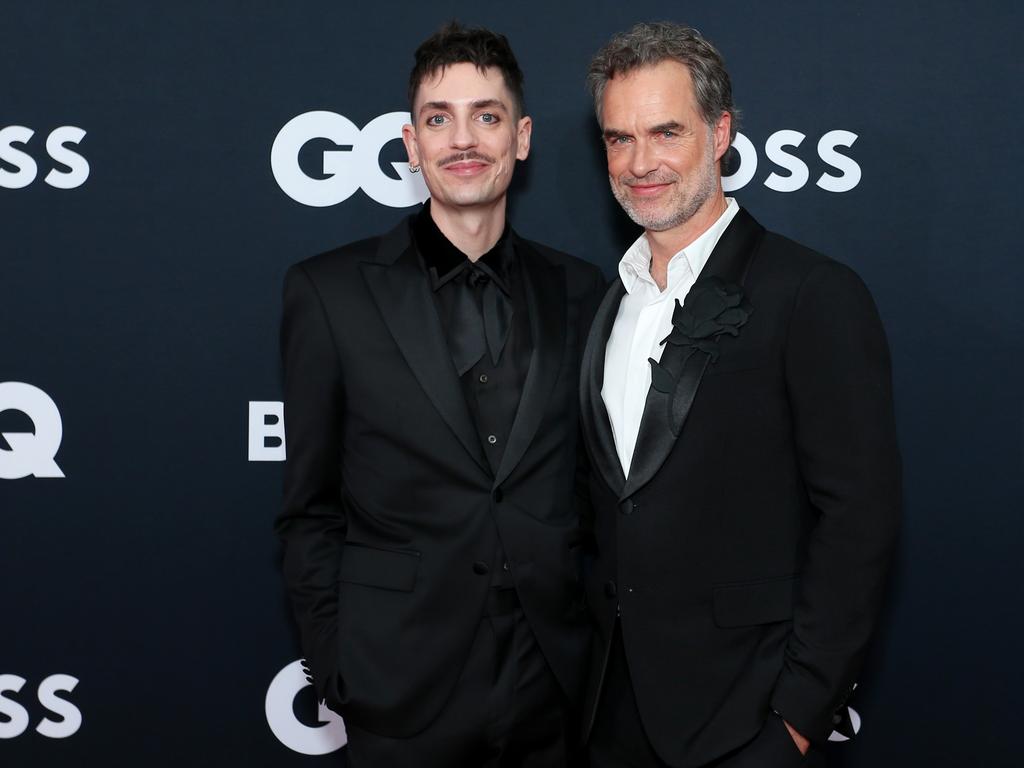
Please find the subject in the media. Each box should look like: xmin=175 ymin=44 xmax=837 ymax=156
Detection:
xmin=602 ymin=198 xmax=740 ymax=476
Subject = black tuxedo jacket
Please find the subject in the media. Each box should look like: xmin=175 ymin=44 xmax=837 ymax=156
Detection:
xmin=276 ymin=215 xmax=604 ymax=737
xmin=580 ymin=208 xmax=901 ymax=767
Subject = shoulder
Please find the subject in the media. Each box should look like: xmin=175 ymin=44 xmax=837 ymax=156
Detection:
xmin=757 ymin=230 xmax=832 ymax=277
xmin=281 ymin=238 xmax=381 ymax=314
xmin=753 ymin=227 xmax=868 ymax=297
xmin=288 ymin=234 xmax=382 ymax=283
xmin=517 ymin=235 xmax=605 ymax=294
xmin=285 ymin=212 xmax=414 ymax=291
xmin=749 ymin=230 xmax=882 ymax=348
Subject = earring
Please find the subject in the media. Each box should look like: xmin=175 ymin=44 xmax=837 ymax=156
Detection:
xmin=409 ymin=164 xmax=420 ymax=173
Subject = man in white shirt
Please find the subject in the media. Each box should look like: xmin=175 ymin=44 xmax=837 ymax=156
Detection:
xmin=578 ymin=22 xmax=901 ymax=768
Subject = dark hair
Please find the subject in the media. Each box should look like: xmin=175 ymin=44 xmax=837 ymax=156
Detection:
xmin=587 ymin=21 xmax=739 ymax=142
xmin=409 ymin=22 xmax=526 ymax=118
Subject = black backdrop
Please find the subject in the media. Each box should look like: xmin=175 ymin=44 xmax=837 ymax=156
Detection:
xmin=3 ymin=1 xmax=1022 ymax=765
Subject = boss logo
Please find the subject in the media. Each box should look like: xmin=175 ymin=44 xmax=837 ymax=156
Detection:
xmin=248 ymin=401 xmax=285 ymax=462
xmin=272 ymin=111 xmax=429 ymax=208
xmin=0 ymin=126 xmax=89 ymax=190
xmin=723 ymin=130 xmax=861 ymax=193
xmin=0 ymin=674 xmax=81 ymax=739
xmin=265 ymin=659 xmax=346 ymax=755
xmin=0 ymin=382 xmax=65 ymax=480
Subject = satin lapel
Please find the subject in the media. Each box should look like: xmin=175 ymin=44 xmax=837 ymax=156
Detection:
xmin=620 ymin=208 xmax=765 ymax=501
xmin=580 ymin=280 xmax=628 ymax=496
xmin=493 ymin=237 xmax=565 ymax=489
xmin=360 ymin=220 xmax=489 ymax=474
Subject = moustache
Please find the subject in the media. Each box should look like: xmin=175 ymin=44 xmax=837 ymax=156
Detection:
xmin=620 ymin=172 xmax=679 ymax=186
xmin=438 ymin=151 xmax=495 ymax=167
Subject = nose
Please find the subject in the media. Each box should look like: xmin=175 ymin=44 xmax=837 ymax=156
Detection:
xmin=450 ymin=116 xmax=477 ymax=150
xmin=628 ymin=137 xmax=659 ymax=179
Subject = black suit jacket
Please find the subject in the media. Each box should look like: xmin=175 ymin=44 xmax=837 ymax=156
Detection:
xmin=580 ymin=208 xmax=901 ymax=767
xmin=276 ymin=214 xmax=604 ymax=737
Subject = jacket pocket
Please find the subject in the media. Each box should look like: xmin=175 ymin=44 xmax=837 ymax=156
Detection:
xmin=339 ymin=543 xmax=420 ymax=592
xmin=712 ymin=575 xmax=796 ymax=627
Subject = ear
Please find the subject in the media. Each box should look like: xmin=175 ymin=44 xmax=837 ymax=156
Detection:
xmin=401 ymin=122 xmax=420 ymax=169
xmin=515 ymin=115 xmax=532 ymax=161
xmin=712 ymin=111 xmax=732 ymax=164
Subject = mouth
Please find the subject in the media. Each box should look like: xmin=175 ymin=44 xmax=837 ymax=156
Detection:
xmin=626 ymin=182 xmax=672 ymax=197
xmin=439 ymin=151 xmax=495 ymax=177
xmin=444 ymin=160 xmax=491 ymax=176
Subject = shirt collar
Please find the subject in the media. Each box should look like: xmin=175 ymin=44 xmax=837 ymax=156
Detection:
xmin=413 ymin=200 xmax=514 ymax=293
xmin=618 ymin=198 xmax=739 ymax=294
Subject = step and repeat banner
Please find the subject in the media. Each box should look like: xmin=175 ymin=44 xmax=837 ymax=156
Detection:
xmin=3 ymin=2 xmax=1021 ymax=766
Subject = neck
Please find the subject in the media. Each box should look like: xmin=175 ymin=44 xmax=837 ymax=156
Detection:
xmin=430 ymin=198 xmax=507 ymax=261
xmin=645 ymin=192 xmax=728 ymax=289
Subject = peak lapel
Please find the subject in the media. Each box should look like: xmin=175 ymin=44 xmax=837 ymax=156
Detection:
xmin=360 ymin=219 xmax=489 ymax=474
xmin=620 ymin=208 xmax=765 ymax=501
xmin=580 ymin=280 xmax=628 ymax=496
xmin=493 ymin=237 xmax=565 ymax=489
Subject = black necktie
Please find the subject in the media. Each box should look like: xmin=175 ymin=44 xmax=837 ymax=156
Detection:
xmin=449 ymin=264 xmax=513 ymax=376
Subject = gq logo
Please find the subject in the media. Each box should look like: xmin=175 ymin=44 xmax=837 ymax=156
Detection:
xmin=828 ymin=705 xmax=862 ymax=742
xmin=0 ymin=674 xmax=81 ymax=739
xmin=265 ymin=659 xmax=346 ymax=755
xmin=0 ymin=382 xmax=65 ymax=479
xmin=828 ymin=683 xmax=862 ymax=743
xmin=272 ymin=111 xmax=429 ymax=208
xmin=0 ymin=126 xmax=89 ymax=190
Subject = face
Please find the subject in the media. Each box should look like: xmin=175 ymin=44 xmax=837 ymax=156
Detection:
xmin=403 ymin=63 xmax=531 ymax=213
xmin=601 ymin=60 xmax=731 ymax=233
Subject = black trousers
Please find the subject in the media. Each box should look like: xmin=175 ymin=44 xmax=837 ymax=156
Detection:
xmin=346 ymin=594 xmax=578 ymax=768
xmin=589 ymin=622 xmax=825 ymax=768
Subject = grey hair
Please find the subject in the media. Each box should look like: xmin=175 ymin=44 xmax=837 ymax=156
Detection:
xmin=587 ymin=21 xmax=740 ymax=141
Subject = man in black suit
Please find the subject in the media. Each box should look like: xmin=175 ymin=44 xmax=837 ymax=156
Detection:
xmin=579 ymin=23 xmax=901 ymax=768
xmin=275 ymin=22 xmax=603 ymax=768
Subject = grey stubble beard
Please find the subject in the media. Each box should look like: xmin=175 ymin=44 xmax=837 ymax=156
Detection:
xmin=610 ymin=129 xmax=718 ymax=232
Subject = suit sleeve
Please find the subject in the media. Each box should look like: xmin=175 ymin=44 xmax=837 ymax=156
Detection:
xmin=770 ymin=261 xmax=901 ymax=742
xmin=275 ymin=262 xmax=347 ymax=707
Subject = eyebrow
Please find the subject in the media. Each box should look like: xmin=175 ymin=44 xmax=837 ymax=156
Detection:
xmin=649 ymin=121 xmax=684 ymax=134
xmin=602 ymin=121 xmax=686 ymax=139
xmin=419 ymin=98 xmax=509 ymax=115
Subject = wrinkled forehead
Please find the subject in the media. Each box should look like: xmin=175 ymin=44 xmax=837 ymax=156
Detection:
xmin=601 ymin=60 xmax=700 ymax=126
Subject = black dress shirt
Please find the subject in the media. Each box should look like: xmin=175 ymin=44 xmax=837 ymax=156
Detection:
xmin=413 ymin=203 xmax=534 ymax=588
xmin=412 ymin=202 xmax=533 ymax=476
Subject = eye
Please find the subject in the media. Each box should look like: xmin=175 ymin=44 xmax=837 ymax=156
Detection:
xmin=661 ymin=130 xmax=677 ymax=138
xmin=426 ymin=114 xmax=447 ymax=126
xmin=478 ymin=112 xmax=499 ymax=124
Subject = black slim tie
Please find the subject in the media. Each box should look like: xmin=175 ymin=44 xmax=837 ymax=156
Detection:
xmin=449 ymin=264 xmax=513 ymax=376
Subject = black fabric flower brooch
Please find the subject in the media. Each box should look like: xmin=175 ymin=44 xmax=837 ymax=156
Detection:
xmin=650 ymin=277 xmax=753 ymax=394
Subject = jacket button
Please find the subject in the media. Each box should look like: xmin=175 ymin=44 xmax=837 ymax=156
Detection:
xmin=492 ymin=488 xmax=503 ymax=503
xmin=620 ymin=499 xmax=633 ymax=515
xmin=604 ymin=580 xmax=617 ymax=598
xmin=472 ymin=561 xmax=489 ymax=575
